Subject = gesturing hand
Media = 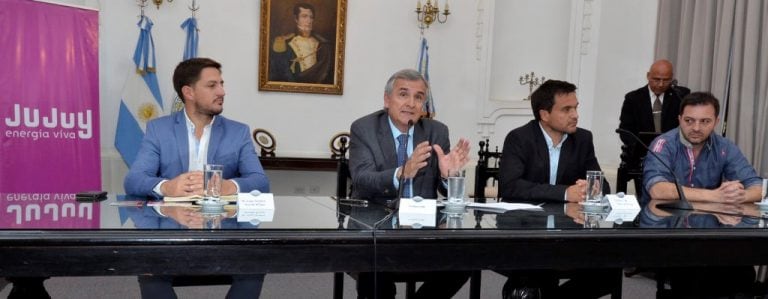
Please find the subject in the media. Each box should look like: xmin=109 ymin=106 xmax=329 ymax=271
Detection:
xmin=435 ymin=138 xmax=471 ymax=178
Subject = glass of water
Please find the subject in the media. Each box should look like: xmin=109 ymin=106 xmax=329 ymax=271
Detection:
xmin=585 ymin=170 xmax=604 ymax=204
xmin=446 ymin=171 xmax=466 ymax=205
xmin=204 ymin=164 xmax=223 ymax=202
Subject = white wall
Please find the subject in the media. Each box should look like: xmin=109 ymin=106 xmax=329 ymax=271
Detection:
xmin=43 ymin=0 xmax=659 ymax=194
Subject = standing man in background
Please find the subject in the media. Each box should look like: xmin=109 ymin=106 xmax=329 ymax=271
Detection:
xmin=618 ymin=59 xmax=690 ymax=196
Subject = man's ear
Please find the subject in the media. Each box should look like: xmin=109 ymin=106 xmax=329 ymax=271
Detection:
xmin=539 ymin=109 xmax=549 ymax=122
xmin=181 ymin=85 xmax=193 ymax=102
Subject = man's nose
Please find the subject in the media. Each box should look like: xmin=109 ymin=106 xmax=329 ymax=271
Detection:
xmin=691 ymin=122 xmax=701 ymax=131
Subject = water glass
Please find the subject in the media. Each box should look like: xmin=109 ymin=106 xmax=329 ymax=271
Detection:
xmin=446 ymin=214 xmax=463 ymax=229
xmin=202 ymin=213 xmax=224 ymax=229
xmin=584 ymin=213 xmax=604 ymax=229
xmin=204 ymin=164 xmax=223 ymax=201
xmin=762 ymin=178 xmax=768 ymax=202
xmin=585 ymin=170 xmax=604 ymax=204
xmin=447 ymin=173 xmax=466 ymax=205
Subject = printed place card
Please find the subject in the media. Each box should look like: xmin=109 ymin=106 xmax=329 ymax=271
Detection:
xmin=237 ymin=192 xmax=275 ymax=223
xmin=398 ymin=198 xmax=437 ymax=227
xmin=606 ymin=194 xmax=641 ymax=222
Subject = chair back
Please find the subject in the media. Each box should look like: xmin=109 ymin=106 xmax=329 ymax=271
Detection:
xmin=335 ymin=136 xmax=351 ymax=228
xmin=474 ymin=139 xmax=501 ymax=203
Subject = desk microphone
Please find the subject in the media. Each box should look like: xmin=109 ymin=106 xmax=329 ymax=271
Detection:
xmin=390 ymin=119 xmax=414 ymax=211
xmin=615 ymin=128 xmax=692 ymax=210
xmin=669 ymin=79 xmax=684 ymax=101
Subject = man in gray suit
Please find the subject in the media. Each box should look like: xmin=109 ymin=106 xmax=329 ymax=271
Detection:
xmin=348 ymin=69 xmax=471 ymax=299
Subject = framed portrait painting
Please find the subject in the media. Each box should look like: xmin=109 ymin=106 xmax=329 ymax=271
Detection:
xmin=258 ymin=0 xmax=347 ymax=95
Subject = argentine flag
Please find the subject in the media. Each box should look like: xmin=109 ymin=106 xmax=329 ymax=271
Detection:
xmin=417 ymin=37 xmax=435 ymax=118
xmin=170 ymin=16 xmax=200 ymax=113
xmin=115 ymin=16 xmax=163 ymax=167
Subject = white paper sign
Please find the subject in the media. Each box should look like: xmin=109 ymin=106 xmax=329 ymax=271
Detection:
xmin=605 ymin=194 xmax=641 ymax=222
xmin=397 ymin=198 xmax=437 ymax=227
xmin=237 ymin=193 xmax=275 ymax=223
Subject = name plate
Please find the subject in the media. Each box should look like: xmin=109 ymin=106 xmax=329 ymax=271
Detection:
xmin=237 ymin=193 xmax=275 ymax=223
xmin=606 ymin=194 xmax=641 ymax=222
xmin=397 ymin=197 xmax=437 ymax=227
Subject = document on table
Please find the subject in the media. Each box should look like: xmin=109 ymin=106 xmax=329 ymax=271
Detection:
xmin=467 ymin=202 xmax=544 ymax=213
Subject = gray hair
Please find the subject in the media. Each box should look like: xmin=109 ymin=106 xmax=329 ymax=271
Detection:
xmin=383 ymin=69 xmax=429 ymax=95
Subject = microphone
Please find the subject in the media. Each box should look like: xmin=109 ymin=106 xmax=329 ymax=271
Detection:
xmin=391 ymin=119 xmax=415 ymax=211
xmin=377 ymin=120 xmax=415 ymax=229
xmin=668 ymin=79 xmax=682 ymax=100
xmin=615 ymin=128 xmax=692 ymax=210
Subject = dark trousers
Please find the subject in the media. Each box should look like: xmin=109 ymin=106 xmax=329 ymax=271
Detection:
xmin=499 ymin=269 xmax=619 ymax=299
xmin=137 ymin=274 xmax=265 ymax=299
xmin=7 ymin=277 xmax=50 ymax=299
xmin=664 ymin=266 xmax=755 ymax=298
xmin=356 ymin=271 xmax=470 ymax=299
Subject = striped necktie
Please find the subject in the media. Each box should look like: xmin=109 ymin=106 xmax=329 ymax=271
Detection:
xmin=653 ymin=95 xmax=662 ymax=133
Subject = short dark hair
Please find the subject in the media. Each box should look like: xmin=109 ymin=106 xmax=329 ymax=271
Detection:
xmin=680 ymin=92 xmax=720 ymax=116
xmin=172 ymin=57 xmax=221 ymax=102
xmin=293 ymin=3 xmax=315 ymax=19
xmin=530 ymin=80 xmax=577 ymax=121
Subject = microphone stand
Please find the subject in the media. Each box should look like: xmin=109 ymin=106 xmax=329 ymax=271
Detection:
xmin=615 ymin=128 xmax=692 ymax=210
xmin=375 ymin=120 xmax=415 ymax=228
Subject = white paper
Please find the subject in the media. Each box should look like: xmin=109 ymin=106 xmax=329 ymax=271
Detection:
xmin=467 ymin=202 xmax=543 ymax=213
xmin=398 ymin=198 xmax=437 ymax=227
xmin=605 ymin=194 xmax=641 ymax=222
xmin=237 ymin=193 xmax=275 ymax=223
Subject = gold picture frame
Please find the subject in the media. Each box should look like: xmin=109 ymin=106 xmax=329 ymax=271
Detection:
xmin=258 ymin=0 xmax=347 ymax=95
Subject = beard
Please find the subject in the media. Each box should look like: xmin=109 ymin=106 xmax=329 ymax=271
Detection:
xmin=195 ymin=100 xmax=223 ymax=117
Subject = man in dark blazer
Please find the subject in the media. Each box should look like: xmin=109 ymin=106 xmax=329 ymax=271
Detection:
xmin=619 ymin=59 xmax=690 ymax=144
xmin=618 ymin=59 xmax=690 ymax=196
xmin=348 ymin=69 xmax=471 ymax=299
xmin=497 ymin=80 xmax=614 ymax=298
xmin=499 ymin=80 xmax=610 ymax=203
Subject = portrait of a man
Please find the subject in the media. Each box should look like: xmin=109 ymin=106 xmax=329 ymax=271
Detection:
xmin=269 ymin=3 xmax=333 ymax=84
xmin=259 ymin=0 xmax=346 ymax=94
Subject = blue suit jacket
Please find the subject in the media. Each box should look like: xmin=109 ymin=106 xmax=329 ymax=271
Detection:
xmin=124 ymin=111 xmax=269 ymax=198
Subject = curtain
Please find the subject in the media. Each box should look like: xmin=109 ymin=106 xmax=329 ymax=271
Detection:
xmin=655 ymin=0 xmax=768 ymax=177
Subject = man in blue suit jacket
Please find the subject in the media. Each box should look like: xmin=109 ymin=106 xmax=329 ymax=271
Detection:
xmin=124 ymin=57 xmax=268 ymax=299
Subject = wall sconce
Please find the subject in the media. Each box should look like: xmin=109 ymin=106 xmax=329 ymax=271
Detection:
xmin=415 ymin=0 xmax=450 ymax=29
xmin=151 ymin=0 xmax=173 ymax=9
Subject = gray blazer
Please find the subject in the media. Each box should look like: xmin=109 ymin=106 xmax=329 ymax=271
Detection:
xmin=349 ymin=110 xmax=450 ymax=201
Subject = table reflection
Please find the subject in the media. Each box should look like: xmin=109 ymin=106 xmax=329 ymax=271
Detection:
xmin=338 ymin=199 xmax=634 ymax=230
xmin=119 ymin=204 xmax=256 ymax=229
xmin=640 ymin=199 xmax=765 ymax=228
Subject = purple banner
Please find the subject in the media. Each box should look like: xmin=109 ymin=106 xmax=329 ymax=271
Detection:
xmin=0 ymin=0 xmax=100 ymax=228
